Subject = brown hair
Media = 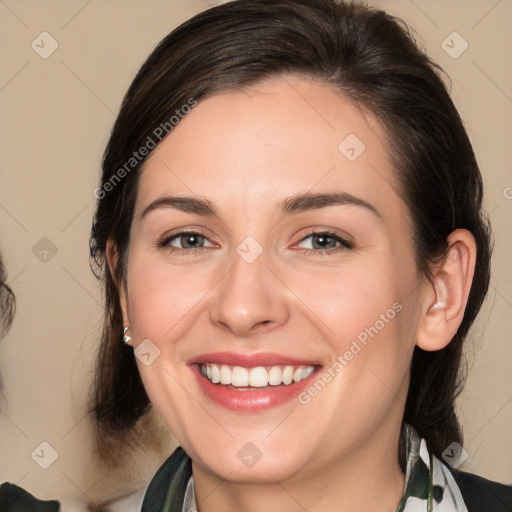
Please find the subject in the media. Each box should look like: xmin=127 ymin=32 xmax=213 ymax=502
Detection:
xmin=0 ymin=255 xmax=15 ymax=337
xmin=89 ymin=0 xmax=492 ymax=468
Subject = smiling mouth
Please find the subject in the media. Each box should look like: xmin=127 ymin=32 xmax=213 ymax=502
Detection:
xmin=200 ymin=363 xmax=315 ymax=388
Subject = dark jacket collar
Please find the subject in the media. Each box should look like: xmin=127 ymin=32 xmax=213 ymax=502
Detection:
xmin=141 ymin=446 xmax=512 ymax=512
xmin=141 ymin=447 xmax=191 ymax=512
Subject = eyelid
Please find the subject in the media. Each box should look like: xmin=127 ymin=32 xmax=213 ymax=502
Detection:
xmin=157 ymin=227 xmax=354 ymax=253
xmin=292 ymin=228 xmax=354 ymax=249
xmin=157 ymin=227 xmax=219 ymax=249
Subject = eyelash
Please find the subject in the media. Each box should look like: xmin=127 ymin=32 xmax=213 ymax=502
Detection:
xmin=157 ymin=229 xmax=353 ymax=256
xmin=298 ymin=230 xmax=353 ymax=255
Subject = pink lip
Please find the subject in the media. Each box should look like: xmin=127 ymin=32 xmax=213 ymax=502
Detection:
xmin=187 ymin=351 xmax=320 ymax=367
xmin=188 ymin=352 xmax=321 ymax=412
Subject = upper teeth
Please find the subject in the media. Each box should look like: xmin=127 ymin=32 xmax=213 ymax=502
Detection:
xmin=200 ymin=364 xmax=315 ymax=387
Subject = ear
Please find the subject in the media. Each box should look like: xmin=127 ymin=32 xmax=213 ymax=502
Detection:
xmin=416 ymin=229 xmax=477 ymax=351
xmin=106 ymin=239 xmax=130 ymax=327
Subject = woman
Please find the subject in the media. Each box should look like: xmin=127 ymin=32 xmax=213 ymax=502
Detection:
xmin=85 ymin=0 xmax=512 ymax=511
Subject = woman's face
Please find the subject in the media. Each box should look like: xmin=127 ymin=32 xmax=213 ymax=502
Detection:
xmin=120 ymin=77 xmax=427 ymax=483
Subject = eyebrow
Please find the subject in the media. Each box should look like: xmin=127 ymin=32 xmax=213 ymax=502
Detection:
xmin=282 ymin=192 xmax=381 ymax=218
xmin=140 ymin=192 xmax=382 ymax=220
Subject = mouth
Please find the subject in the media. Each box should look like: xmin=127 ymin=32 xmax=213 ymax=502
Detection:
xmin=189 ymin=352 xmax=321 ymax=411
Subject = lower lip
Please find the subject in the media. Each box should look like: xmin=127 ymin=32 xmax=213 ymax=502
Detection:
xmin=191 ymin=365 xmax=318 ymax=411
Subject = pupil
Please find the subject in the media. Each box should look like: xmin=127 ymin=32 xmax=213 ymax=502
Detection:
xmin=314 ymin=234 xmax=334 ymax=249
xmin=183 ymin=234 xmax=201 ymax=248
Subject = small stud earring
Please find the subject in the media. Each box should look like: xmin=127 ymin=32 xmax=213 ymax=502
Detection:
xmin=122 ymin=326 xmax=133 ymax=345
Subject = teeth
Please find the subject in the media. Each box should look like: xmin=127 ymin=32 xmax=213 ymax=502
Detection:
xmin=249 ymin=367 xmax=268 ymax=387
xmin=200 ymin=363 xmax=315 ymax=388
xmin=231 ymin=366 xmax=249 ymax=386
xmin=268 ymin=366 xmax=282 ymax=386
xmin=293 ymin=367 xmax=304 ymax=382
xmin=211 ymin=364 xmax=220 ymax=384
xmin=303 ymin=366 xmax=314 ymax=378
xmin=282 ymin=365 xmax=294 ymax=385
xmin=220 ymin=364 xmax=232 ymax=385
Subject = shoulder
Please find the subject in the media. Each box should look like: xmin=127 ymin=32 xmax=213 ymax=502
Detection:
xmin=449 ymin=468 xmax=512 ymax=512
xmin=0 ymin=482 xmax=60 ymax=512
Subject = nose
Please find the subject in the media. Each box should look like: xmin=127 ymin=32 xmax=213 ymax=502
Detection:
xmin=209 ymin=244 xmax=290 ymax=338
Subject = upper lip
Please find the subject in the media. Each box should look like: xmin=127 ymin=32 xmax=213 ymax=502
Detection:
xmin=187 ymin=351 xmax=321 ymax=368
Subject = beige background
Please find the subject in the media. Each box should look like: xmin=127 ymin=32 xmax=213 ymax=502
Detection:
xmin=0 ymin=0 xmax=511 ymax=509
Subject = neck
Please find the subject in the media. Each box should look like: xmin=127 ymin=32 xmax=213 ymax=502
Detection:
xmin=192 ymin=422 xmax=406 ymax=512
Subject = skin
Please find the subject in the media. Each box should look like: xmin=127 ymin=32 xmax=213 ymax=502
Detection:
xmin=111 ymin=76 xmax=476 ymax=512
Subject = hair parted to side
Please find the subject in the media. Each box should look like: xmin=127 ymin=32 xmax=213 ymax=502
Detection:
xmin=0 ymin=255 xmax=15 ymax=337
xmin=89 ymin=0 xmax=492 ymax=468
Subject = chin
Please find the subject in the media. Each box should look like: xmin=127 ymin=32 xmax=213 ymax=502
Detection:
xmin=180 ymin=428 xmax=312 ymax=482
xmin=196 ymin=449 xmax=305 ymax=484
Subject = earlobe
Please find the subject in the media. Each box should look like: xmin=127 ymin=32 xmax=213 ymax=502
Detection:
xmin=416 ymin=229 xmax=477 ymax=352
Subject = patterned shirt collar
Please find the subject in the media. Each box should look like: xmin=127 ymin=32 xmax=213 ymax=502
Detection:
xmin=182 ymin=425 xmax=468 ymax=512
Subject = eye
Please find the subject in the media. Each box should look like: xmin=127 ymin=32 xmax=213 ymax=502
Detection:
xmin=159 ymin=231 xmax=215 ymax=252
xmin=296 ymin=230 xmax=353 ymax=254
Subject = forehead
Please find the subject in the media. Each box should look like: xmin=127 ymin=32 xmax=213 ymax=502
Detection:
xmin=137 ymin=76 xmax=409 ymax=226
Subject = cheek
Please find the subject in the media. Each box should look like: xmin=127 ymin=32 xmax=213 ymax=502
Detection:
xmin=284 ymin=256 xmax=412 ymax=347
xmin=286 ymin=252 xmax=420 ymax=409
xmin=125 ymin=249 xmax=214 ymax=342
